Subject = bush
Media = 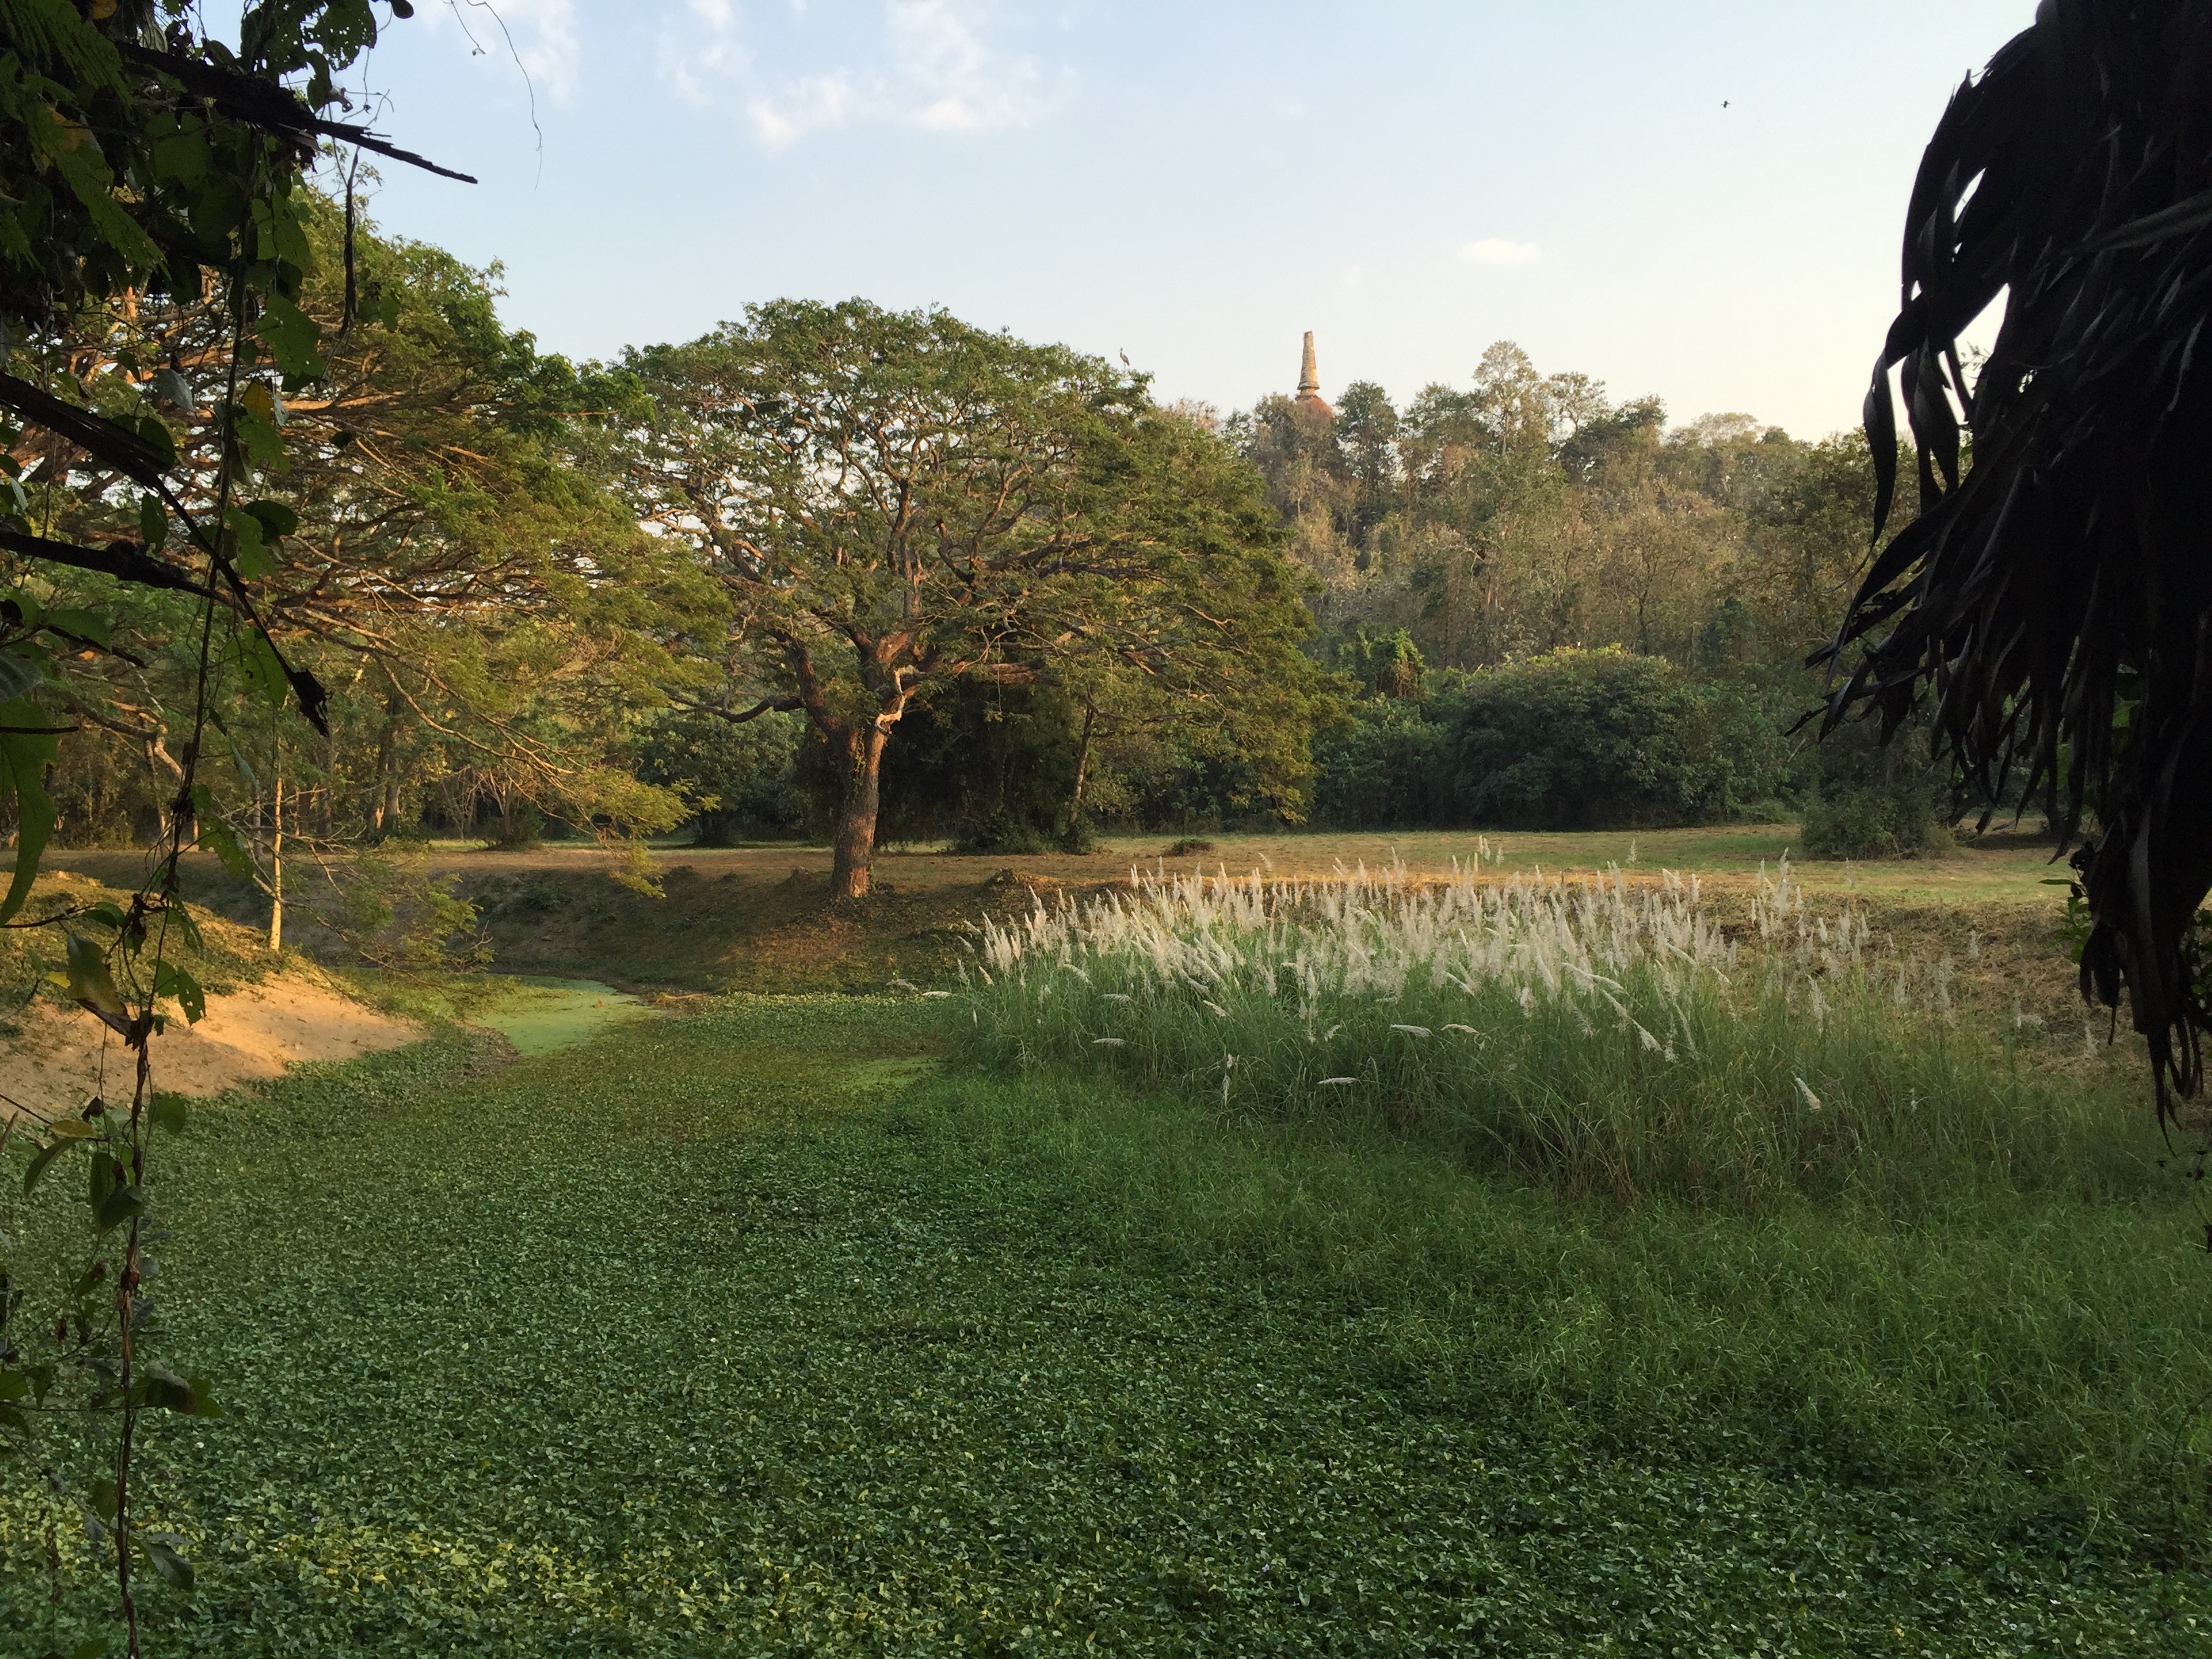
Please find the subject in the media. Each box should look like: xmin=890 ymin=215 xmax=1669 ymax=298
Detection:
xmin=1802 ymin=785 xmax=1952 ymax=860
xmin=1799 ymin=714 xmax=1951 ymax=859
xmin=638 ymin=710 xmax=807 ymax=846
xmin=1311 ymin=698 xmax=1453 ymax=829
xmin=1440 ymin=647 xmax=1782 ymax=829
xmin=954 ymin=803 xmax=1051 ymax=856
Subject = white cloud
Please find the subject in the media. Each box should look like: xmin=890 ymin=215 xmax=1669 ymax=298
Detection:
xmin=750 ymin=73 xmax=855 ymax=146
xmin=891 ymin=0 xmax=1048 ymax=134
xmin=659 ymin=0 xmax=754 ymax=110
xmin=659 ymin=0 xmax=1061 ymax=147
xmin=1460 ymin=239 xmax=1541 ymax=268
xmin=427 ymin=0 xmax=581 ymax=104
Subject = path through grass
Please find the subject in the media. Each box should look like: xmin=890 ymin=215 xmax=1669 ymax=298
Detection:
xmin=4 ymin=998 xmax=2209 ymax=1654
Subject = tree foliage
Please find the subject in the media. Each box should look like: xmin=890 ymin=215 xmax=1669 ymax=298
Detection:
xmin=1818 ymin=0 xmax=2212 ymax=1113
xmin=0 ymin=3 xmax=474 ymax=1641
xmin=623 ymin=300 xmax=1324 ymax=894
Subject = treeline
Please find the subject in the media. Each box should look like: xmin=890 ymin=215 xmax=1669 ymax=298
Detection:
xmin=646 ymin=344 xmax=1956 ymax=857
xmin=16 ymin=202 xmax=1948 ymax=895
xmin=1229 ymin=344 xmax=1954 ymax=855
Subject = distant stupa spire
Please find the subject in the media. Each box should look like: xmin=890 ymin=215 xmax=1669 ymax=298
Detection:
xmin=1294 ymin=330 xmax=1334 ymax=418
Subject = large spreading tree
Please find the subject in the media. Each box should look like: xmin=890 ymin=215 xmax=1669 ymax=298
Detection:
xmin=623 ymin=299 xmax=1322 ymax=897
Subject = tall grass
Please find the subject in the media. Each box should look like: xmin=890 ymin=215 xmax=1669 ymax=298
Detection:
xmin=956 ymin=859 xmax=2161 ymax=1209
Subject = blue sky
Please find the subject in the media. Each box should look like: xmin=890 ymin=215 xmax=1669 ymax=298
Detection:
xmin=343 ymin=2 xmax=2034 ymax=439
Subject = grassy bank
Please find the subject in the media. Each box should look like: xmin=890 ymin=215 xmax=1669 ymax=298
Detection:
xmin=3 ymin=996 xmax=2209 ymax=1654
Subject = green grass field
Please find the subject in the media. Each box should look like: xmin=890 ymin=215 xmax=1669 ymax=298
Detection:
xmin=6 ymin=983 xmax=2211 ymax=1654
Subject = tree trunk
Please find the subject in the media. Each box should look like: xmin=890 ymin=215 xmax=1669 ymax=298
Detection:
xmin=1067 ymin=699 xmax=1097 ymax=834
xmin=267 ymin=775 xmax=285 ymax=953
xmin=369 ymin=690 xmax=402 ymax=836
xmin=830 ymin=724 xmax=889 ymax=899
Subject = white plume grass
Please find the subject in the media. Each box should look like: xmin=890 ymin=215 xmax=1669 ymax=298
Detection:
xmin=954 ymin=859 xmax=2141 ymax=1208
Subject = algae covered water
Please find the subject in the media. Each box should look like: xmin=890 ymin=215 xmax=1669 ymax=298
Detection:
xmin=474 ymin=978 xmax=656 ymax=1056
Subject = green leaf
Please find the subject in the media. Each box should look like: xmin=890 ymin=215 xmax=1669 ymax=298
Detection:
xmin=232 ymin=399 xmax=285 ymax=470
xmin=143 ymin=1536 xmax=194 ymax=1591
xmin=153 ymin=962 xmax=205 ymax=1025
xmin=242 ymin=499 xmax=299 ymax=539
xmin=22 ymin=1138 xmax=75 ymax=1195
xmin=149 ymin=121 xmax=209 ymax=184
xmin=88 ymin=1477 xmax=118 ymax=1522
xmin=69 ymin=1634 xmax=110 ymax=1659
xmin=222 ymin=506 xmax=274 ymax=579
xmin=33 ymin=110 xmax=160 ymax=273
xmin=139 ymin=493 xmax=167 ymax=551
xmin=134 ymin=414 xmax=177 ymax=470
xmin=0 ymin=696 xmax=58 ymax=925
xmin=149 ymin=1094 xmax=190 ymax=1136
xmin=85 ymin=900 xmax=127 ymax=931
xmin=255 ymin=293 xmax=325 ymax=381
xmin=213 ymin=714 xmax=259 ymax=793
xmin=94 ymin=1175 xmax=142 ymax=1233
xmin=228 ymin=628 xmax=289 ymax=705
xmin=134 ymin=1368 xmax=195 ymax=1412
xmin=65 ymin=933 xmax=127 ymax=1024
xmin=0 ymin=651 xmax=44 ymax=702
xmin=41 ymin=607 xmax=109 ymax=649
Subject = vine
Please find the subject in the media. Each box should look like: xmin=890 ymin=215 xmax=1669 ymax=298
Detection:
xmin=0 ymin=4 xmax=459 ymax=1650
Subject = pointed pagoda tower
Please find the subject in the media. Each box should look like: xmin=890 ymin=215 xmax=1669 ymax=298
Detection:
xmin=1294 ymin=331 xmax=1334 ymax=419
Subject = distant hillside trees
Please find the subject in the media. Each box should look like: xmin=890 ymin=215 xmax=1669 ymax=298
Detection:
xmin=1239 ymin=342 xmax=1944 ymax=846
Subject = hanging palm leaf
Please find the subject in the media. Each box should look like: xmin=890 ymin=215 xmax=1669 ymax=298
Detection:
xmin=1817 ymin=0 xmax=2212 ymax=1120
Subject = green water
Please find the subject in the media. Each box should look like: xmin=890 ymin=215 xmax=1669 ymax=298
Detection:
xmin=473 ymin=977 xmax=654 ymax=1055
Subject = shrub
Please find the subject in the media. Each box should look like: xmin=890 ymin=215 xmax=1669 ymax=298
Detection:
xmin=1800 ymin=716 xmax=1952 ymax=859
xmin=1310 ymin=697 xmax=1453 ymax=829
xmin=1441 ymin=647 xmax=1780 ymax=829
xmin=954 ymin=803 xmax=1051 ymax=856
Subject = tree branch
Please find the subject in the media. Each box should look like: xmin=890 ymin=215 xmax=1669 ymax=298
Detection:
xmin=0 ymin=528 xmax=217 ymax=597
xmin=672 ymin=693 xmax=802 ymax=726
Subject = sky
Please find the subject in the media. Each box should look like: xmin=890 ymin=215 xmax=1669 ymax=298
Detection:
xmin=337 ymin=1 xmax=2036 ymax=441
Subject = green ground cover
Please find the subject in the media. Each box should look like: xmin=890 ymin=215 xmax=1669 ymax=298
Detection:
xmin=5 ymin=996 xmax=2211 ymax=1654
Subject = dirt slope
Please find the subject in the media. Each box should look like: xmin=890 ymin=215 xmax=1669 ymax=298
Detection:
xmin=0 ymin=976 xmax=421 ymax=1119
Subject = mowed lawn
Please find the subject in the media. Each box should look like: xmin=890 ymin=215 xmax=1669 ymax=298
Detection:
xmin=5 ymin=996 xmax=2210 ymax=1656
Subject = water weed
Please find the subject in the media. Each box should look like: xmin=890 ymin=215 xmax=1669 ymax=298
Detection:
xmin=2 ymin=1000 xmax=2205 ymax=1654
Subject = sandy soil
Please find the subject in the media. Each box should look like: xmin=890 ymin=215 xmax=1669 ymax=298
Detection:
xmin=0 ymin=977 xmax=422 ymax=1121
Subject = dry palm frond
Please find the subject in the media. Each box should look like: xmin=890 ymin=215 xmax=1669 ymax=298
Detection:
xmin=1818 ymin=0 xmax=2212 ymax=1117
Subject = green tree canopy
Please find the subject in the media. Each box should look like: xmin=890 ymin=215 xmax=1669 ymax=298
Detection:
xmin=622 ymin=299 xmax=1324 ymax=896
